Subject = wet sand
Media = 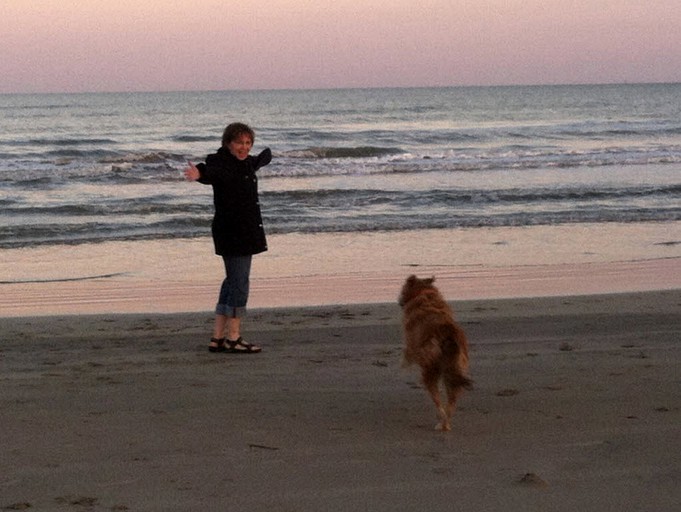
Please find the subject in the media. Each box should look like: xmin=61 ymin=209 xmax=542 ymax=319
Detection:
xmin=1 ymin=290 xmax=680 ymax=511
xmin=2 ymin=224 xmax=680 ymax=316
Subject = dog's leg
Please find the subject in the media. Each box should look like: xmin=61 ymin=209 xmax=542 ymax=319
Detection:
xmin=443 ymin=386 xmax=462 ymax=431
xmin=422 ymin=367 xmax=449 ymax=431
xmin=442 ymin=369 xmax=471 ymax=431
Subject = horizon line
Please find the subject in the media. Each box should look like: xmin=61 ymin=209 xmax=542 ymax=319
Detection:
xmin=2 ymin=80 xmax=680 ymax=97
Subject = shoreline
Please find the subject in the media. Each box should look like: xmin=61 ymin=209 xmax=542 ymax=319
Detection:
xmin=2 ymin=223 xmax=680 ymax=317
xmin=2 ymin=290 xmax=680 ymax=511
xmin=2 ymin=287 xmax=680 ymax=332
xmin=2 ymin=256 xmax=680 ymax=317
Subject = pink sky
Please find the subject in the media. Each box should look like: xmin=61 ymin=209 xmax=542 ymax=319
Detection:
xmin=2 ymin=0 xmax=680 ymax=94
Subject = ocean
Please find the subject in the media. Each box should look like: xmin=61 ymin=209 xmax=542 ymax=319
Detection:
xmin=2 ymin=84 xmax=681 ymax=314
xmin=2 ymin=84 xmax=680 ymax=250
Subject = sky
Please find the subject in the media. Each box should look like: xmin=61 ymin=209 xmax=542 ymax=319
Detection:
xmin=2 ymin=0 xmax=680 ymax=94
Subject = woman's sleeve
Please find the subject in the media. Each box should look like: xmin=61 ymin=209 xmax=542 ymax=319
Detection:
xmin=196 ymin=155 xmax=222 ymax=184
xmin=253 ymin=148 xmax=272 ymax=171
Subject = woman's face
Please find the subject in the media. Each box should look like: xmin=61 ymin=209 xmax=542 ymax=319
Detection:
xmin=227 ymin=133 xmax=253 ymax=160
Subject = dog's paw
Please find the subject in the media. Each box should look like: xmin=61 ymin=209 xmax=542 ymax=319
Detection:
xmin=435 ymin=422 xmax=451 ymax=432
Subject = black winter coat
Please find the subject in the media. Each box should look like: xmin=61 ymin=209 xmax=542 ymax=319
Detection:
xmin=196 ymin=147 xmax=272 ymax=256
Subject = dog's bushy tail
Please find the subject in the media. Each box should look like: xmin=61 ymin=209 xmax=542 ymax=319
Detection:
xmin=442 ymin=324 xmax=473 ymax=390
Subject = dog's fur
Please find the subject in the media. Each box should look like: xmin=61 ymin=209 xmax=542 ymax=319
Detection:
xmin=398 ymin=275 xmax=472 ymax=431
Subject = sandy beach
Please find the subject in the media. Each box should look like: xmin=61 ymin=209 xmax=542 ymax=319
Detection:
xmin=1 ymin=289 xmax=680 ymax=511
xmin=2 ymin=224 xmax=681 ymax=316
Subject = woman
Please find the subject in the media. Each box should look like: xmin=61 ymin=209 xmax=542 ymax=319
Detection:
xmin=185 ymin=122 xmax=271 ymax=353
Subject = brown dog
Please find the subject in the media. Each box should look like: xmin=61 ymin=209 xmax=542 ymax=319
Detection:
xmin=398 ymin=275 xmax=472 ymax=431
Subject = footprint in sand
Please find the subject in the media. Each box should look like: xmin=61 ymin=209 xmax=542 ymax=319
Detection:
xmin=54 ymin=496 xmax=99 ymax=507
xmin=2 ymin=504 xmax=32 ymax=511
xmin=518 ymin=472 xmax=549 ymax=488
xmin=496 ymin=388 xmax=520 ymax=397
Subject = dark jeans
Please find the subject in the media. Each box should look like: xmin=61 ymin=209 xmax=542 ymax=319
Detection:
xmin=215 ymin=254 xmax=252 ymax=318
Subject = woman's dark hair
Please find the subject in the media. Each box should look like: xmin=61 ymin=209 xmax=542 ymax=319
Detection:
xmin=222 ymin=123 xmax=255 ymax=148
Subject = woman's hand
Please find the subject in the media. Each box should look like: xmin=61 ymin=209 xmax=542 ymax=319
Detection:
xmin=184 ymin=161 xmax=200 ymax=181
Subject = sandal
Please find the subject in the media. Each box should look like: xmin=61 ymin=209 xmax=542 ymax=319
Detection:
xmin=226 ymin=337 xmax=262 ymax=354
xmin=208 ymin=337 xmax=227 ymax=353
